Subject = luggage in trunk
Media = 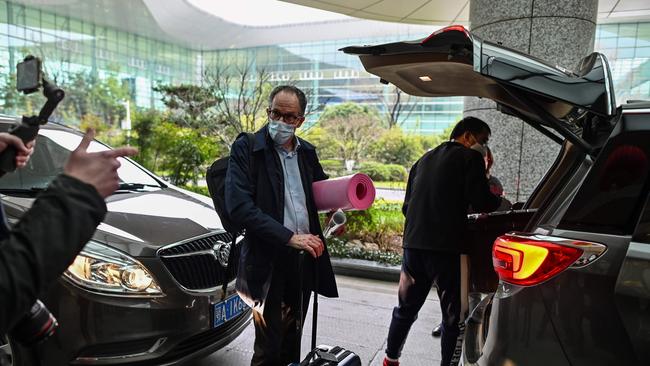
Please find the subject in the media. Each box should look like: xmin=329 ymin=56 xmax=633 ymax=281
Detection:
xmin=466 ymin=209 xmax=537 ymax=293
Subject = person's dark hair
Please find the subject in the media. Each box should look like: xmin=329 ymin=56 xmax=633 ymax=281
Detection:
xmin=268 ymin=85 xmax=307 ymax=115
xmin=449 ymin=116 xmax=491 ymax=140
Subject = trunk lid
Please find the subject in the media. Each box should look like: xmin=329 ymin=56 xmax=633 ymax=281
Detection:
xmin=341 ymin=26 xmax=618 ymax=154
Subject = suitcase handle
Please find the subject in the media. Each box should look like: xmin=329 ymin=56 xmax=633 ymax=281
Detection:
xmin=296 ymin=249 xmax=320 ymax=357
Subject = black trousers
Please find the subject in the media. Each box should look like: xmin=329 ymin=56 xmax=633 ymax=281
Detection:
xmin=251 ymin=249 xmax=311 ymax=366
xmin=386 ymin=248 xmax=468 ymax=366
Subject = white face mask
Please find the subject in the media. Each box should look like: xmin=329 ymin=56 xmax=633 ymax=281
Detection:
xmin=268 ymin=119 xmax=296 ymax=145
xmin=470 ymin=143 xmax=487 ymax=157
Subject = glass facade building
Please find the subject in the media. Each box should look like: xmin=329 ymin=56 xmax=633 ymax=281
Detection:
xmin=202 ymin=35 xmax=463 ymax=133
xmin=0 ymin=0 xmax=648 ymax=133
xmin=0 ymin=0 xmax=196 ymax=111
xmin=595 ymin=22 xmax=650 ymax=104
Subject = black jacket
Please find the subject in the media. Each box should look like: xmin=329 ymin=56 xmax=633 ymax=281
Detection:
xmin=402 ymin=141 xmax=501 ymax=253
xmin=225 ymin=125 xmax=338 ymax=311
xmin=0 ymin=175 xmax=106 ymax=334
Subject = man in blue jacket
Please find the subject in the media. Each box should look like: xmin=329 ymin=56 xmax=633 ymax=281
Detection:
xmin=225 ymin=85 xmax=338 ymax=366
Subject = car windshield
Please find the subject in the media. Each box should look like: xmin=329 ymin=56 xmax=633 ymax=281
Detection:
xmin=0 ymin=128 xmax=161 ymax=191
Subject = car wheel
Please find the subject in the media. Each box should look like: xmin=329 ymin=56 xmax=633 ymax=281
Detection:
xmin=0 ymin=337 xmax=37 ymax=366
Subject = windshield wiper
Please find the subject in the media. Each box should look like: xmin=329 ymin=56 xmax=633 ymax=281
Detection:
xmin=0 ymin=187 xmax=46 ymax=195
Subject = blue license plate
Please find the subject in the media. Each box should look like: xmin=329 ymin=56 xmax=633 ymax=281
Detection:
xmin=213 ymin=295 xmax=248 ymax=328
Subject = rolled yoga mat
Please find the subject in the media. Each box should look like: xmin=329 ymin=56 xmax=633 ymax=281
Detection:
xmin=312 ymin=173 xmax=376 ymax=212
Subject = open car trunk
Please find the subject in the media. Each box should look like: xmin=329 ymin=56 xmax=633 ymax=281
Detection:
xmin=341 ymin=25 xmax=618 ymax=155
xmin=342 ymin=26 xmax=620 ymax=294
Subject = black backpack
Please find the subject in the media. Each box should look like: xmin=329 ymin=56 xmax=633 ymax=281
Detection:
xmin=206 ymin=132 xmax=255 ymax=234
xmin=206 ymin=132 xmax=255 ymax=299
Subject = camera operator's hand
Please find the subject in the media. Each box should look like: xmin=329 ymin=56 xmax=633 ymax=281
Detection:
xmin=288 ymin=234 xmax=324 ymax=258
xmin=64 ymin=129 xmax=137 ymax=198
xmin=0 ymin=133 xmax=35 ymax=168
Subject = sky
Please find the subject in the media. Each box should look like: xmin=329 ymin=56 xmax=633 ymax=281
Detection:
xmin=187 ymin=0 xmax=351 ymax=27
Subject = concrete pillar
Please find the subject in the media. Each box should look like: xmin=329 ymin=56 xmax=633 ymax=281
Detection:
xmin=465 ymin=0 xmax=598 ymax=202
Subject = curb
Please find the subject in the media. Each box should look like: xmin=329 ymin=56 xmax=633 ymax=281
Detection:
xmin=375 ymin=187 xmax=406 ymax=192
xmin=330 ymin=257 xmax=401 ymax=282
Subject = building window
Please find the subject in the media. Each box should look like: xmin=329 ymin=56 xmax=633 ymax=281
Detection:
xmin=128 ymin=57 xmax=146 ymax=69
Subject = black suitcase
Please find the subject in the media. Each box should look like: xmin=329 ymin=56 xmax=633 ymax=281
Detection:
xmin=299 ymin=345 xmax=361 ymax=366
xmin=295 ymin=252 xmax=361 ymax=366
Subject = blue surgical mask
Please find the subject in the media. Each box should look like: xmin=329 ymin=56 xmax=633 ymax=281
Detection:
xmin=268 ymin=119 xmax=296 ymax=145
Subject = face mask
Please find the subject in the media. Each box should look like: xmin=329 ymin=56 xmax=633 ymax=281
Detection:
xmin=470 ymin=143 xmax=487 ymax=157
xmin=468 ymin=133 xmax=487 ymax=156
xmin=268 ymin=119 xmax=296 ymax=145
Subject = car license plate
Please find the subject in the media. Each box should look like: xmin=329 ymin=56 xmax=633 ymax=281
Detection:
xmin=213 ymin=295 xmax=247 ymax=328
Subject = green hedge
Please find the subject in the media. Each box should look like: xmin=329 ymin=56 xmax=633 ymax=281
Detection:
xmin=358 ymin=161 xmax=407 ymax=182
xmin=321 ymin=199 xmax=404 ymax=265
xmin=327 ymin=237 xmax=402 ymax=266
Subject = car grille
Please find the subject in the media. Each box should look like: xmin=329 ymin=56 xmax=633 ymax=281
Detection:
xmin=158 ymin=232 xmax=240 ymax=290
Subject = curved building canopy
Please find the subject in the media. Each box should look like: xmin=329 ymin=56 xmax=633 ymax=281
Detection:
xmin=282 ymin=0 xmax=650 ymax=25
xmin=12 ymin=0 xmax=650 ymax=50
xmin=14 ymin=0 xmax=434 ymax=49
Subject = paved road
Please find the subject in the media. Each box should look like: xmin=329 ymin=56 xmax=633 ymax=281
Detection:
xmin=198 ymin=275 xmax=442 ymax=365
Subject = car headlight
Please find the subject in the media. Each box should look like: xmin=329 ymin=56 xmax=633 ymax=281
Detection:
xmin=63 ymin=241 xmax=164 ymax=297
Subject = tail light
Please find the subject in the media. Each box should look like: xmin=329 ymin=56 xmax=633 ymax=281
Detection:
xmin=492 ymin=234 xmax=606 ymax=286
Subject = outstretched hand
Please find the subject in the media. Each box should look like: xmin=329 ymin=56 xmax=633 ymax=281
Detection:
xmin=64 ymin=129 xmax=138 ymax=198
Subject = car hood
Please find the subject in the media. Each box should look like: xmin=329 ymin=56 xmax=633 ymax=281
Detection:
xmin=1 ymin=186 xmax=224 ymax=257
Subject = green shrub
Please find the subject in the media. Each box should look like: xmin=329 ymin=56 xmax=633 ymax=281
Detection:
xmin=369 ymin=128 xmax=423 ymax=167
xmin=320 ymin=159 xmax=345 ymax=177
xmin=321 ymin=199 xmax=404 ymax=258
xmin=327 ymin=237 xmax=402 ymax=266
xmin=368 ymin=128 xmax=448 ymax=168
xmin=358 ymin=161 xmax=407 ymax=182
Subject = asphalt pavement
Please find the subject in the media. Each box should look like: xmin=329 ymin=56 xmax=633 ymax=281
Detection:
xmin=198 ymin=274 xmax=442 ymax=365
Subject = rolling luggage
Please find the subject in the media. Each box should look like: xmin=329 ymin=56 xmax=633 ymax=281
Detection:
xmin=299 ymin=345 xmax=361 ymax=366
xmin=295 ymin=252 xmax=361 ymax=366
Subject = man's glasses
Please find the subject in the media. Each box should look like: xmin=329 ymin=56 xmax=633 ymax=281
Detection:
xmin=267 ymin=108 xmax=303 ymax=125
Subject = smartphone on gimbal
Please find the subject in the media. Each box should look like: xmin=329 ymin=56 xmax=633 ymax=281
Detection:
xmin=16 ymin=56 xmax=42 ymax=94
xmin=0 ymin=56 xmax=64 ymax=174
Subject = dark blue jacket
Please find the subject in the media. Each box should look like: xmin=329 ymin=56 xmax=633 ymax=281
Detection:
xmin=225 ymin=125 xmax=338 ymax=311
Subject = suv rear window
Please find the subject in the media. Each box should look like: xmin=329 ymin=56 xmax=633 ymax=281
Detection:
xmin=558 ymin=130 xmax=650 ymax=235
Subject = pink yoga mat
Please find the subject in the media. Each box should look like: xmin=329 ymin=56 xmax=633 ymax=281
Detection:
xmin=312 ymin=173 xmax=376 ymax=212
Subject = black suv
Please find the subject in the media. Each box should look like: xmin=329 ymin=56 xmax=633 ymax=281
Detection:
xmin=343 ymin=26 xmax=649 ymax=366
xmin=0 ymin=119 xmax=251 ymax=365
